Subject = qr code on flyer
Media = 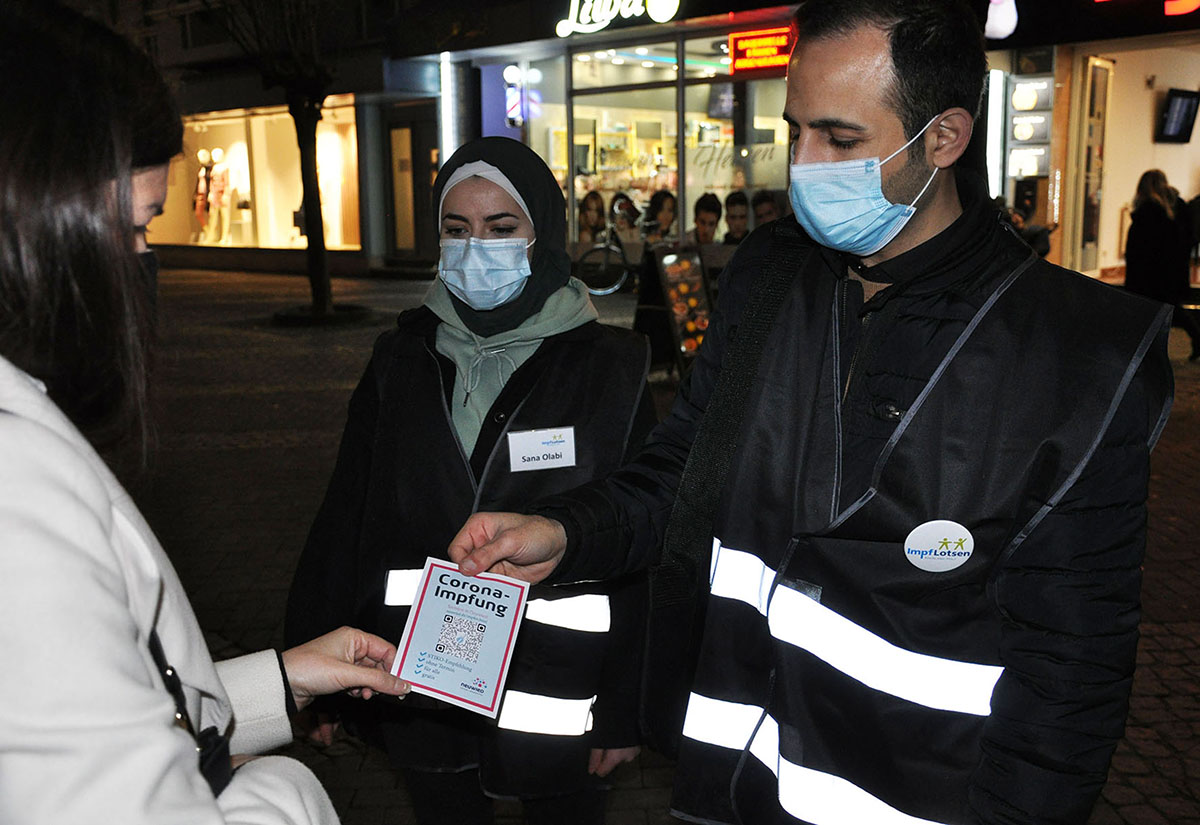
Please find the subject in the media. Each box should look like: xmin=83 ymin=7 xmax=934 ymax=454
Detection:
xmin=436 ymin=615 xmax=486 ymax=663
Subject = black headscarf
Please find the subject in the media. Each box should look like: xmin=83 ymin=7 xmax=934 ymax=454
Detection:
xmin=432 ymin=137 xmax=571 ymax=337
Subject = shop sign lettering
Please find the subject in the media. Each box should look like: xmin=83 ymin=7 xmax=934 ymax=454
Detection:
xmin=556 ymin=0 xmax=681 ymax=38
xmin=686 ymin=143 xmax=783 ymax=192
xmin=729 ymin=27 xmax=793 ymax=73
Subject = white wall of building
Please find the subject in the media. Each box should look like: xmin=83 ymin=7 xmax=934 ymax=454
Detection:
xmin=1094 ymin=42 xmax=1200 ymax=273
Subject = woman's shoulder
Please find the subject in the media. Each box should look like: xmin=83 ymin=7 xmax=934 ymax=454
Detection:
xmin=0 ymin=410 xmax=117 ymax=582
xmin=0 ymin=410 xmax=112 ymax=519
xmin=1132 ymin=199 xmax=1170 ymax=221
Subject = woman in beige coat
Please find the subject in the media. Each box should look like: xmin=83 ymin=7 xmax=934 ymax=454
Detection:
xmin=0 ymin=6 xmax=408 ymax=823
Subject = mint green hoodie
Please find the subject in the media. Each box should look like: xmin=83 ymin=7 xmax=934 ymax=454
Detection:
xmin=424 ymin=277 xmax=599 ymax=457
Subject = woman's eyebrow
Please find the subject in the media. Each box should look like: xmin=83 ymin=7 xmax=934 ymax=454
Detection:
xmin=485 ymin=211 xmax=520 ymax=222
xmin=442 ymin=212 xmax=469 ymax=222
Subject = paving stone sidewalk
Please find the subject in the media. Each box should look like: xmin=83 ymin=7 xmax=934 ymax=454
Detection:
xmin=132 ymin=270 xmax=1198 ymax=825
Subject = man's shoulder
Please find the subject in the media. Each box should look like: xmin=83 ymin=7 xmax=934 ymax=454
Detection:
xmin=717 ymin=219 xmax=818 ymax=314
xmin=1022 ymin=258 xmax=1166 ymax=322
xmin=998 ymin=258 xmax=1171 ymax=380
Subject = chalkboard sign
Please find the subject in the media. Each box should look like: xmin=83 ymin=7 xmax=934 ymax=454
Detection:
xmin=655 ymin=247 xmax=713 ymax=362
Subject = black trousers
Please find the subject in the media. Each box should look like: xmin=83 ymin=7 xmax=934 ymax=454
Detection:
xmin=401 ymin=766 xmax=606 ymax=825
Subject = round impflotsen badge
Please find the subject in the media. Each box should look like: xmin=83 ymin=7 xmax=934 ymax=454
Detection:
xmin=904 ymin=520 xmax=974 ymax=573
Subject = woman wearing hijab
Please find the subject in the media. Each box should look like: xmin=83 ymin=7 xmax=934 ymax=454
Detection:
xmin=0 ymin=6 xmax=408 ymax=824
xmin=285 ymin=137 xmax=655 ymax=824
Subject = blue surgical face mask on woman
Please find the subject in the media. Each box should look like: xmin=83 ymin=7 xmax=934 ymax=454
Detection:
xmin=788 ymin=114 xmax=940 ymax=257
xmin=438 ymin=236 xmax=536 ymax=310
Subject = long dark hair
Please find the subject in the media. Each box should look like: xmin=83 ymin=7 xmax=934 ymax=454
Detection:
xmin=0 ymin=3 xmax=181 ymax=450
xmin=646 ymin=190 xmax=676 ymax=236
xmin=1133 ymin=169 xmax=1175 ymax=220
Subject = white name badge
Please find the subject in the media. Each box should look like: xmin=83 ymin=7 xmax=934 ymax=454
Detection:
xmin=507 ymin=426 xmax=576 ymax=472
xmin=904 ymin=520 xmax=975 ymax=573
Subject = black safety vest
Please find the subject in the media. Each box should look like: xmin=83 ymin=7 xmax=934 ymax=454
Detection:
xmin=671 ymin=241 xmax=1172 ymax=824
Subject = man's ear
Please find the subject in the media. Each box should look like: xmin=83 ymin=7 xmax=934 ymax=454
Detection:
xmin=926 ymin=108 xmax=974 ymax=169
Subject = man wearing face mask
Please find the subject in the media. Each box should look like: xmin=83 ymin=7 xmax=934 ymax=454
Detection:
xmin=447 ymin=3 xmax=1175 ymax=824
xmin=286 ymin=137 xmax=655 ymax=824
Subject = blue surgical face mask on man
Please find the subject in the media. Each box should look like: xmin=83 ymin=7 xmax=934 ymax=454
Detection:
xmin=438 ymin=237 xmax=535 ymax=310
xmin=788 ymin=114 xmax=940 ymax=257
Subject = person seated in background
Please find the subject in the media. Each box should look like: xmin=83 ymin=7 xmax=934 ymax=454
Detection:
xmin=688 ymin=193 xmax=722 ymax=245
xmin=723 ymin=190 xmax=750 ymax=245
xmin=578 ymin=190 xmax=607 ymax=245
xmin=0 ymin=6 xmax=409 ymax=824
xmin=610 ymin=192 xmax=642 ymax=247
xmin=1009 ymin=206 xmax=1057 ymax=259
xmin=752 ymin=188 xmax=782 ymax=226
xmin=285 ymin=136 xmax=655 ymax=825
xmin=642 ymin=189 xmax=676 ymax=243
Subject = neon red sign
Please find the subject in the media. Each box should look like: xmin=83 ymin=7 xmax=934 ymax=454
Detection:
xmin=728 ymin=27 xmax=793 ymax=74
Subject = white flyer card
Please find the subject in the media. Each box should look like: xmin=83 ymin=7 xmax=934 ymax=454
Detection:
xmin=391 ymin=557 xmax=529 ymax=717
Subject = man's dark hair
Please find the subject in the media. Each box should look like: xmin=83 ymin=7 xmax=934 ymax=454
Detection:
xmin=725 ymin=191 xmax=748 ymax=211
xmin=792 ymin=0 xmax=987 ymax=140
xmin=695 ymin=193 xmax=721 ymax=220
xmin=0 ymin=3 xmax=182 ymax=450
xmin=751 ymin=190 xmax=779 ymax=210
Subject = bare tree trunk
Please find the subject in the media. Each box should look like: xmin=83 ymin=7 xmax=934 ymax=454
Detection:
xmin=289 ymin=91 xmax=332 ymax=317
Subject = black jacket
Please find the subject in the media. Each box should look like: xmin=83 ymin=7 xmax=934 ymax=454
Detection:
xmin=285 ymin=307 xmax=656 ymax=795
xmin=1125 ymin=199 xmax=1191 ymax=305
xmin=533 ymin=173 xmax=1174 ymax=824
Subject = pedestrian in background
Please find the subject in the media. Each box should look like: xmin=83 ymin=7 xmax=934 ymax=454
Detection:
xmin=610 ymin=192 xmax=642 ymax=247
xmin=578 ymin=190 xmax=607 ymax=245
xmin=0 ymin=6 xmax=409 ymax=824
xmin=1125 ymin=169 xmax=1200 ymax=360
xmin=723 ymin=191 xmax=750 ymax=245
xmin=286 ymin=136 xmax=654 ymax=825
xmin=643 ymin=189 xmax=677 ymax=243
xmin=688 ymin=192 xmax=722 ymax=245
xmin=751 ymin=188 xmax=782 ymax=226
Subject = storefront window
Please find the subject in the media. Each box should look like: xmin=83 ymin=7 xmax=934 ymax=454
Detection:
xmin=149 ymin=96 xmax=360 ymax=250
xmin=571 ymin=41 xmax=676 ymax=89
xmin=680 ymin=77 xmax=789 ymax=242
xmin=524 ymin=55 xmax=569 ymax=192
xmin=556 ymin=23 xmax=792 ymax=248
xmin=571 ymin=87 xmax=678 ymax=243
xmin=683 ymin=35 xmax=731 ymax=80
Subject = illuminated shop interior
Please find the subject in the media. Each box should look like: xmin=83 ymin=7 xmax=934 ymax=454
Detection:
xmin=149 ymin=94 xmax=360 ymax=251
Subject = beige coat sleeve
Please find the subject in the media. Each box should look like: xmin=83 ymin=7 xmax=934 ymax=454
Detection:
xmin=0 ymin=402 xmax=337 ymax=825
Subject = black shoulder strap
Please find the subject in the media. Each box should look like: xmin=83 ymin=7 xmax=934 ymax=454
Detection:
xmin=148 ymin=629 xmax=233 ymax=797
xmin=640 ymin=221 xmax=812 ymax=755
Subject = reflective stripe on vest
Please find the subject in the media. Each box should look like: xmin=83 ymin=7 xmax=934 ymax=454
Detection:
xmin=709 ymin=541 xmax=1003 ymax=716
xmin=683 ymin=693 xmax=948 ymax=825
xmin=497 ymin=690 xmax=596 ymax=735
xmin=384 ymin=568 xmax=424 ymax=606
xmin=385 ymin=569 xmax=611 ymax=632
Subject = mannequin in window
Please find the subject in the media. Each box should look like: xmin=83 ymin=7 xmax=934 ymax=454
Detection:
xmin=194 ymin=148 xmax=212 ymax=240
xmin=204 ymin=146 xmax=230 ymax=245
